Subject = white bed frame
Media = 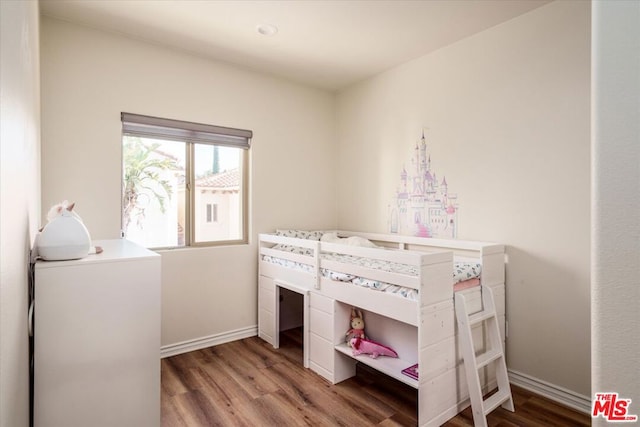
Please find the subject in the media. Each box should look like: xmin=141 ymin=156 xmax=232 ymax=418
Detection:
xmin=258 ymin=230 xmax=506 ymax=427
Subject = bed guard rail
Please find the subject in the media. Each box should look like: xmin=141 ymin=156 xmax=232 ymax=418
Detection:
xmin=259 ymin=233 xmax=322 ymax=289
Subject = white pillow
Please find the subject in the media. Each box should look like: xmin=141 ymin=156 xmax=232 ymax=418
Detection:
xmin=345 ymin=236 xmax=378 ymax=248
xmin=321 ymin=232 xmax=378 ymax=248
xmin=320 ymin=232 xmax=341 ymax=243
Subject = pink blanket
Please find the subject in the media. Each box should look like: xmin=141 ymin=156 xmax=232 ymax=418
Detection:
xmin=453 ymin=277 xmax=480 ymax=292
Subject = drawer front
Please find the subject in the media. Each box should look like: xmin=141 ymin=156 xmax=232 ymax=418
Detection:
xmin=310 ymin=307 xmax=333 ymax=340
xmin=309 ymin=292 xmax=335 ymax=314
xmin=309 ymin=333 xmax=334 ymax=373
xmin=310 ymin=291 xmax=333 ymax=314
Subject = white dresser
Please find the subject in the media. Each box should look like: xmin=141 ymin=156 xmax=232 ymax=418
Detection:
xmin=33 ymin=239 xmax=161 ymax=427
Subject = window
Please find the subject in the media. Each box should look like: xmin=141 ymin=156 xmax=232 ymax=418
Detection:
xmin=121 ymin=113 xmax=251 ymax=249
xmin=206 ymin=204 xmax=212 ymax=223
xmin=206 ymin=203 xmax=218 ymax=223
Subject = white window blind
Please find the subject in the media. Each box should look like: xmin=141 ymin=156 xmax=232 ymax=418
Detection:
xmin=121 ymin=112 xmax=252 ymax=149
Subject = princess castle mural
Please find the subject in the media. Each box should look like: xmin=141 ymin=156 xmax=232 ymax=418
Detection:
xmin=388 ymin=131 xmax=458 ymax=238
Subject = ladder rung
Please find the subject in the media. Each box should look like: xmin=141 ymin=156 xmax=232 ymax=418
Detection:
xmin=468 ymin=309 xmax=496 ymax=326
xmin=475 ymin=348 xmax=503 ymax=369
xmin=456 ymin=285 xmax=513 ymax=424
xmin=483 ymin=389 xmax=512 ymax=415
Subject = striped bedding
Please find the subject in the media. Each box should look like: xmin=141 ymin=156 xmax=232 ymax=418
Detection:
xmin=261 ymin=252 xmax=481 ymax=301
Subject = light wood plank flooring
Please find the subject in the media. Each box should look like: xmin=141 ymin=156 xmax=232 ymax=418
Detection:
xmin=162 ymin=329 xmax=590 ymax=426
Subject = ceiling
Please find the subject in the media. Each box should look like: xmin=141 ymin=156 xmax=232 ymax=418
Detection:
xmin=39 ymin=0 xmax=550 ymax=91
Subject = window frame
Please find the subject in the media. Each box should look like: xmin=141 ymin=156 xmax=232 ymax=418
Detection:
xmin=188 ymin=143 xmax=249 ymax=248
xmin=121 ymin=113 xmax=251 ymax=249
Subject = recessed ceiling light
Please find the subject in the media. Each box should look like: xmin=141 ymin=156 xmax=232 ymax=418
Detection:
xmin=256 ymin=23 xmax=278 ymax=37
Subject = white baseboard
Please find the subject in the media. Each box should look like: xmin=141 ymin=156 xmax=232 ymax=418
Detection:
xmin=508 ymin=369 xmax=591 ymax=414
xmin=160 ymin=325 xmax=258 ymax=358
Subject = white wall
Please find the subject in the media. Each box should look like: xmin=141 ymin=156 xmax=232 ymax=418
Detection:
xmin=592 ymin=0 xmax=640 ymax=420
xmin=0 ymin=1 xmax=41 ymax=426
xmin=39 ymin=1 xmax=619 ymax=406
xmin=40 ymin=17 xmax=336 ymax=347
xmin=336 ymin=0 xmax=591 ymax=397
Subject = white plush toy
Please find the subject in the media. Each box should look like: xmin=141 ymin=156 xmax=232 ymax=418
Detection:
xmin=34 ymin=201 xmax=102 ymax=261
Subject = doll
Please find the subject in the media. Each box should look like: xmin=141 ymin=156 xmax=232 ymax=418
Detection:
xmin=345 ymin=308 xmax=366 ymax=347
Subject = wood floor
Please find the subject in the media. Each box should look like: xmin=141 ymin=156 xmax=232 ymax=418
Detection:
xmin=161 ymin=329 xmax=590 ymax=426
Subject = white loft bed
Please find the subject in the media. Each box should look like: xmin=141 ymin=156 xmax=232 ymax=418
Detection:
xmin=257 ymin=230 xmax=506 ymax=427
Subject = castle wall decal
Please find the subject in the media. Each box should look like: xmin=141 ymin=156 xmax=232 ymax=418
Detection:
xmin=388 ymin=132 xmax=458 ymax=239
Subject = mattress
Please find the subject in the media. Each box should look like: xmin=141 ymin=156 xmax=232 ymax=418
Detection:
xmin=261 ymin=251 xmax=482 ymax=301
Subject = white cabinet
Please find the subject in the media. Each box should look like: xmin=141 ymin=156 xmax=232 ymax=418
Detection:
xmin=308 ymin=291 xmax=335 ymax=380
xmin=309 ymin=292 xmax=357 ymax=383
xmin=33 ymin=239 xmax=161 ymax=427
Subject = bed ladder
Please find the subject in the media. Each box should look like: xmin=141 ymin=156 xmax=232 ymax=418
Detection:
xmin=455 ymin=285 xmax=514 ymax=427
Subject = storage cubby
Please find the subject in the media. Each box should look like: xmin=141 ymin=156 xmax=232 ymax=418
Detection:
xmin=333 ymin=301 xmax=419 ymax=388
